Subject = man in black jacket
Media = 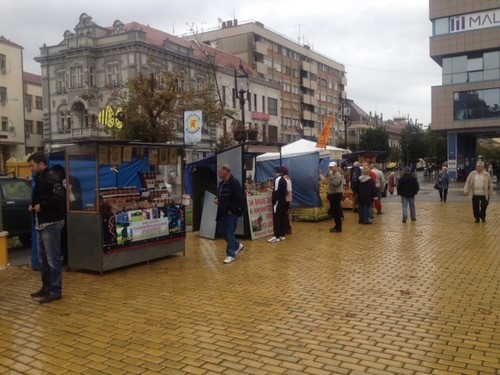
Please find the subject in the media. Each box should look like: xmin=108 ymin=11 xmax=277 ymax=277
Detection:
xmin=28 ymin=152 xmax=66 ymax=303
xmin=397 ymin=167 xmax=420 ymax=223
xmin=215 ymin=164 xmax=244 ymax=264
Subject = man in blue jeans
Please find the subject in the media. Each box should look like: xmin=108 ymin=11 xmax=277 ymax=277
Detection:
xmin=396 ymin=167 xmax=420 ymax=223
xmin=28 ymin=152 xmax=66 ymax=304
xmin=215 ymin=164 xmax=244 ymax=264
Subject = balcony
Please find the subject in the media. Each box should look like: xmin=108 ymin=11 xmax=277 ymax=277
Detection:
xmin=255 ymin=61 xmax=267 ymax=75
xmin=301 ymin=94 xmax=318 ymax=107
xmin=255 ymin=40 xmax=267 ymax=55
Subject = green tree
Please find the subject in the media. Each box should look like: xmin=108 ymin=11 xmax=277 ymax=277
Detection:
xmin=358 ymin=126 xmax=390 ymax=161
xmin=110 ymin=70 xmax=229 ymax=144
xmin=400 ymin=120 xmax=426 ymax=166
xmin=425 ymin=127 xmax=447 ymax=165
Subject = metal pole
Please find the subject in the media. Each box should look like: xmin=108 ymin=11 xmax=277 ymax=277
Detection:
xmin=239 ymin=92 xmax=246 ymax=143
xmin=406 ymin=143 xmax=409 ymax=167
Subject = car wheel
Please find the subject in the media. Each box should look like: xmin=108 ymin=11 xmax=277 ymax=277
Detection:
xmin=19 ymin=235 xmax=32 ymax=248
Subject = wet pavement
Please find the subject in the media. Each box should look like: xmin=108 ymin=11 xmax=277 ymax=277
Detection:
xmin=0 ymin=177 xmax=499 ymax=374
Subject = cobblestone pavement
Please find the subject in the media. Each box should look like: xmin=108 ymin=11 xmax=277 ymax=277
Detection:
xmin=0 ymin=198 xmax=499 ymax=374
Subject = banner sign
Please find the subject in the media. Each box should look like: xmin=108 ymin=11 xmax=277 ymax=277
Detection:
xmin=102 ymin=205 xmax=185 ymax=253
xmin=450 ymin=8 xmax=500 ymax=33
xmin=246 ymin=193 xmax=274 ymax=240
xmin=184 ymin=110 xmax=203 ymax=144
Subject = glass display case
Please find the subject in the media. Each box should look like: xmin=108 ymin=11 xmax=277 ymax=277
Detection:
xmin=63 ymin=142 xmax=185 ymax=273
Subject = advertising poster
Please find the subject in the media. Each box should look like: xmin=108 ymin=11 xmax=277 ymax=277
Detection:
xmin=102 ymin=205 xmax=185 ymax=253
xmin=246 ymin=193 xmax=274 ymax=240
xmin=115 ymin=208 xmax=169 ymax=245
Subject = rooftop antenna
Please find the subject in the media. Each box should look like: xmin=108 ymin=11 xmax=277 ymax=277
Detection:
xmin=295 ymin=23 xmax=304 ymax=44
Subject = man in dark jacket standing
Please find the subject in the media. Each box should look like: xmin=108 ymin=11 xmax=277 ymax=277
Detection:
xmin=28 ymin=152 xmax=66 ymax=303
xmin=397 ymin=167 xmax=420 ymax=223
xmin=215 ymin=164 xmax=244 ymax=264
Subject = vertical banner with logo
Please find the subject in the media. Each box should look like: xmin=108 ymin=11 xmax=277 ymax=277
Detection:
xmin=184 ymin=110 xmax=203 ymax=144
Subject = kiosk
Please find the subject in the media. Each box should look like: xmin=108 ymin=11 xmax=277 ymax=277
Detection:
xmin=54 ymin=140 xmax=186 ymax=273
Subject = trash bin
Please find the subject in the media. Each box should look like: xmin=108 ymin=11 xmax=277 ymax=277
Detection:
xmin=0 ymin=231 xmax=9 ymax=270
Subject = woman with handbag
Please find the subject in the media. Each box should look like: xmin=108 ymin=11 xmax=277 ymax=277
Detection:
xmin=437 ymin=166 xmax=449 ymax=202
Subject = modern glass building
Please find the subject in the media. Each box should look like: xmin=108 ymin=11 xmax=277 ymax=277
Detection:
xmin=430 ymin=1 xmax=500 ymax=179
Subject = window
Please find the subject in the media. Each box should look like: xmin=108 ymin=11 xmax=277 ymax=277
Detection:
xmin=25 ymin=94 xmax=33 ymax=111
xmin=59 ymin=110 xmax=71 ymax=132
xmin=247 ymin=92 xmax=251 ymax=111
xmin=454 ymin=88 xmax=500 ymax=120
xmin=106 ymin=64 xmax=121 ymax=85
xmin=221 ymin=85 xmax=226 ymax=105
xmin=0 ymin=54 xmax=5 ymax=72
xmin=36 ymin=121 xmax=43 ymax=134
xmin=88 ymin=66 xmax=96 ymax=87
xmin=267 ymin=98 xmax=278 ymax=116
xmin=443 ymin=51 xmax=500 ymax=84
xmin=0 ymin=86 xmax=6 ymax=104
xmin=56 ymin=72 xmax=66 ymax=94
xmin=433 ymin=18 xmax=449 ymax=35
xmin=262 ymin=96 xmax=265 ymax=112
xmin=35 ymin=96 xmax=43 ymax=110
xmin=70 ymin=66 xmax=84 ymax=87
xmin=1 ymin=116 xmax=8 ymax=131
xmin=25 ymin=120 xmax=33 ymax=134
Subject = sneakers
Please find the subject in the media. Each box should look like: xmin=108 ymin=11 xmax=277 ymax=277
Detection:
xmin=267 ymin=236 xmax=280 ymax=243
xmin=235 ymin=243 xmax=244 ymax=257
xmin=279 ymin=237 xmax=285 ymax=241
xmin=223 ymin=256 xmax=235 ymax=264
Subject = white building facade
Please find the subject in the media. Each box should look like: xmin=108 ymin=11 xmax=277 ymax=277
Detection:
xmin=0 ymin=36 xmax=27 ymax=168
xmin=35 ymin=14 xmax=281 ymax=161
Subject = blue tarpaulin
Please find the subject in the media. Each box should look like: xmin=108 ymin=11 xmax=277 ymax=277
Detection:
xmin=256 ymin=152 xmax=331 ymax=208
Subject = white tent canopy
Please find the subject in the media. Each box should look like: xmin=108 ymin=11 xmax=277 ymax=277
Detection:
xmin=257 ymin=139 xmax=350 ymax=161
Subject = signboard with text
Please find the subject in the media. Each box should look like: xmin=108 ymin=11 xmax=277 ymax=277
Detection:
xmin=246 ymin=193 xmax=274 ymax=240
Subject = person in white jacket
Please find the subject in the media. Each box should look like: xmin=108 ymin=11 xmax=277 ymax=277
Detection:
xmin=464 ymin=161 xmax=493 ymax=223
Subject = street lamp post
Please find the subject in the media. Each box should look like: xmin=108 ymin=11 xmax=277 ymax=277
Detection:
xmin=342 ymin=101 xmax=351 ymax=148
xmin=234 ymin=64 xmax=249 ymax=143
xmin=406 ymin=143 xmax=410 ymax=167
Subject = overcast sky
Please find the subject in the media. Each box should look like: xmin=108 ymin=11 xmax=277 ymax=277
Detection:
xmin=1 ymin=0 xmax=441 ymax=125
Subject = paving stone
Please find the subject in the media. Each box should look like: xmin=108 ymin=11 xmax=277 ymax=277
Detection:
xmin=0 ymin=196 xmax=499 ymax=374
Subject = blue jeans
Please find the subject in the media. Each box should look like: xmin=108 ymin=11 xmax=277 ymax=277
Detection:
xmin=358 ymin=203 xmax=371 ymax=224
xmin=401 ymin=196 xmax=416 ymax=221
xmin=222 ymin=214 xmax=240 ymax=257
xmin=37 ymin=222 xmax=64 ymax=297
